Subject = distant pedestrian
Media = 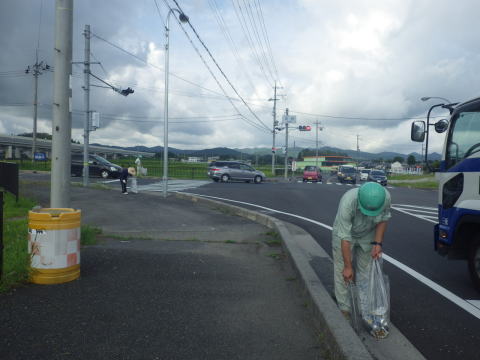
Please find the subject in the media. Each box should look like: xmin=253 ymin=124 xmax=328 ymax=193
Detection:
xmin=135 ymin=156 xmax=142 ymax=176
xmin=332 ymin=182 xmax=391 ymax=318
xmin=119 ymin=167 xmax=136 ymax=194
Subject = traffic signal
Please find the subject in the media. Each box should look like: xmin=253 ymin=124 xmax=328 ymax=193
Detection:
xmin=298 ymin=125 xmax=311 ymax=131
xmin=120 ymin=87 xmax=134 ymax=96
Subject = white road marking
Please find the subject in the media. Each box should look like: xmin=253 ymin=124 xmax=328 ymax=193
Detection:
xmin=102 ymin=179 xmax=118 ymax=184
xmin=467 ymin=300 xmax=480 ymax=310
xmin=181 ymin=192 xmax=480 ymax=320
xmin=392 ymin=204 xmax=438 ymax=224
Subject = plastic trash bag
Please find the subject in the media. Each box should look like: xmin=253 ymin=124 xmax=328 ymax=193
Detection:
xmin=140 ymin=167 xmax=147 ymax=176
xmin=363 ymin=258 xmax=390 ymax=339
xmin=131 ymin=177 xmax=138 ymax=194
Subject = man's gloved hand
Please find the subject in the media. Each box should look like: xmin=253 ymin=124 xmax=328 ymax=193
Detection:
xmin=122 ymin=180 xmax=126 ymax=184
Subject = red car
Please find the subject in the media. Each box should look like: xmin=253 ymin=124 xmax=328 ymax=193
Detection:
xmin=303 ymin=166 xmax=322 ymax=182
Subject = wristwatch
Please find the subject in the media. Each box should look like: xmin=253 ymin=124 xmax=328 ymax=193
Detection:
xmin=370 ymin=241 xmax=383 ymax=246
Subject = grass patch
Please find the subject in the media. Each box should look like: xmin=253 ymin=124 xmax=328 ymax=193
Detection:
xmin=3 ymin=192 xmax=37 ymax=219
xmin=394 ymin=181 xmax=438 ymax=189
xmin=81 ymin=225 xmax=102 ymax=246
xmin=0 ymin=218 xmax=31 ymax=292
xmin=263 ymin=230 xmax=282 ymax=246
xmin=388 ymin=174 xmax=435 ymax=181
xmin=267 ymin=252 xmax=284 ymax=260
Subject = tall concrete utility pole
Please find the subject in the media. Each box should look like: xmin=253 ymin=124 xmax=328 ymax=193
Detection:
xmin=51 ymin=0 xmax=73 ymax=208
xmin=284 ymin=108 xmax=289 ymax=179
xmin=315 ymin=120 xmax=320 ymax=169
xmin=83 ymin=24 xmax=91 ymax=187
xmin=269 ymin=82 xmax=279 ymax=176
xmin=26 ymin=53 xmax=49 ymax=163
xmin=356 ymin=134 xmax=360 ymax=170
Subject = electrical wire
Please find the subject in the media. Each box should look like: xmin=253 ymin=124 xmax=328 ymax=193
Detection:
xmin=160 ymin=0 xmax=270 ymax=133
xmin=288 ymin=109 xmax=446 ymax=121
xmin=169 ymin=0 xmax=271 ymax=132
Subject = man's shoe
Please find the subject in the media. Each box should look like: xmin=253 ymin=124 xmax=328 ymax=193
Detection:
xmin=123 ymin=192 xmax=128 ymax=195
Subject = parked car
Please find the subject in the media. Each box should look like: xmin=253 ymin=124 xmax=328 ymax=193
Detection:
xmin=338 ymin=165 xmax=356 ymax=184
xmin=303 ymin=166 xmax=322 ymax=182
xmin=360 ymin=169 xmax=371 ymax=181
xmin=208 ymin=161 xmax=265 ymax=183
xmin=71 ymin=154 xmax=122 ymax=179
xmin=367 ymin=170 xmax=387 ymax=186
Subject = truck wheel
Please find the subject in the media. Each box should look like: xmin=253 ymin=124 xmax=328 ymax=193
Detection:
xmin=468 ymin=237 xmax=480 ymax=292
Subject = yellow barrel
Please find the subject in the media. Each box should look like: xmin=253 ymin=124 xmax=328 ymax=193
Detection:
xmin=28 ymin=208 xmax=81 ymax=284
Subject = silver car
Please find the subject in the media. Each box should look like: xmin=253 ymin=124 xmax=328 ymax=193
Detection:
xmin=208 ymin=161 xmax=266 ymax=183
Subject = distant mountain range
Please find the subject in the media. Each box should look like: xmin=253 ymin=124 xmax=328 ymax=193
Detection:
xmin=91 ymin=143 xmax=441 ymax=161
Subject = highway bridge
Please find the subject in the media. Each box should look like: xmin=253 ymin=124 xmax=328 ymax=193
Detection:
xmin=0 ymin=134 xmax=154 ymax=160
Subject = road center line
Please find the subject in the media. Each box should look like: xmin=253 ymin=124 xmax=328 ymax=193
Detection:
xmin=183 ymin=192 xmax=480 ymax=320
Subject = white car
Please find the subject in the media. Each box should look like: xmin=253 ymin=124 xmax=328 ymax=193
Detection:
xmin=360 ymin=169 xmax=371 ymax=181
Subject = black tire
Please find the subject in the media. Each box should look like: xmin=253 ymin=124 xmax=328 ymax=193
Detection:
xmin=101 ymin=170 xmax=109 ymax=179
xmin=468 ymin=237 xmax=480 ymax=292
xmin=221 ymin=174 xmax=230 ymax=183
xmin=254 ymin=175 xmax=262 ymax=184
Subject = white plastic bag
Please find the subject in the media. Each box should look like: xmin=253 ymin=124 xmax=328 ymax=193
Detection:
xmin=131 ymin=177 xmax=138 ymax=193
xmin=365 ymin=258 xmax=390 ymax=338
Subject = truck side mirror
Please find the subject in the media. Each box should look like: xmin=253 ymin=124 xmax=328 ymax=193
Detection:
xmin=434 ymin=119 xmax=449 ymax=133
xmin=411 ymin=121 xmax=426 ymax=142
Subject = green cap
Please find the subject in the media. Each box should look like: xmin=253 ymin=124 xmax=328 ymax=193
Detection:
xmin=358 ymin=182 xmax=386 ymax=216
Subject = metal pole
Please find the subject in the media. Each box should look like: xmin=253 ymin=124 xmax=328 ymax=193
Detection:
xmin=424 ymin=103 xmax=444 ymax=172
xmin=315 ymin=120 xmax=319 ymax=169
xmin=83 ymin=24 xmax=91 ymax=187
xmin=272 ymin=82 xmax=277 ymax=176
xmin=32 ymin=55 xmax=39 ymax=163
xmin=0 ymin=191 xmax=3 ymax=281
xmin=284 ymin=108 xmax=289 ymax=179
xmin=163 ymin=13 xmax=171 ymax=198
xmin=50 ymin=0 xmax=73 ymax=208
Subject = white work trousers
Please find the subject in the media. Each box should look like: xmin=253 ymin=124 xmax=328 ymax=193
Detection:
xmin=333 ymin=243 xmax=372 ymax=312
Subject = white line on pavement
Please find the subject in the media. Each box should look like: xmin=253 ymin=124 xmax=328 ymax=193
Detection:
xmin=393 ymin=208 xmax=437 ymax=215
xmin=393 ymin=204 xmax=437 ymax=211
xmin=467 ymin=300 xmax=480 ymax=310
xmin=181 ymin=192 xmax=480 ymax=320
xmin=391 ymin=207 xmax=438 ymax=224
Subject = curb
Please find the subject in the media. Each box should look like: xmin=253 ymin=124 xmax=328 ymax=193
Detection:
xmin=175 ymin=192 xmax=426 ymax=360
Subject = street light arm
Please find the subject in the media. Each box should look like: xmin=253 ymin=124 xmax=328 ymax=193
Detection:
xmin=424 ymin=103 xmax=445 ymax=172
xmin=421 ymin=96 xmax=452 ymax=104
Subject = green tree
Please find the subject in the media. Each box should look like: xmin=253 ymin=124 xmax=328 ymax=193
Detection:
xmin=393 ymin=156 xmax=404 ymax=163
xmin=407 ymin=155 xmax=416 ymax=165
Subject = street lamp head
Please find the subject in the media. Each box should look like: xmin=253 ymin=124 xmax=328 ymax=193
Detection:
xmin=179 ymin=13 xmax=189 ymax=23
xmin=420 ymin=97 xmax=430 ymax=102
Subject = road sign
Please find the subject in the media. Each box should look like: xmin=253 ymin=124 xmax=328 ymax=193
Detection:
xmin=34 ymin=152 xmax=47 ymax=161
xmin=282 ymin=115 xmax=297 ymax=124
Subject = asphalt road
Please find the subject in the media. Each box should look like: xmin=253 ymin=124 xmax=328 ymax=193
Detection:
xmin=21 ymin=171 xmax=480 ymax=358
xmin=181 ymin=175 xmax=480 ymax=360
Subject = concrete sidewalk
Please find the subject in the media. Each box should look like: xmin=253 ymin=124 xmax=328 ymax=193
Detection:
xmin=0 ymin=181 xmax=323 ymax=360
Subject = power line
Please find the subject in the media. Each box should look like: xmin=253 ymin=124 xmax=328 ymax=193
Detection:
xmin=231 ymin=0 xmax=272 ymax=86
xmin=208 ymin=0 xmax=256 ymax=91
xmin=288 ymin=109 xmax=446 ymax=121
xmin=169 ymin=0 xmax=271 ymax=132
xmin=160 ymin=0 xmax=270 ymax=133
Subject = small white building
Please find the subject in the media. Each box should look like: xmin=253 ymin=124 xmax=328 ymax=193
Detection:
xmin=187 ymin=157 xmax=202 ymax=163
xmin=390 ymin=161 xmax=404 ymax=174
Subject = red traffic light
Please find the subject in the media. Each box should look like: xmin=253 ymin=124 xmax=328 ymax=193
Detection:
xmin=298 ymin=125 xmax=312 ymax=131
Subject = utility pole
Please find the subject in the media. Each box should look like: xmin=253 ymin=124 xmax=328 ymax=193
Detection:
xmin=25 ymin=53 xmax=50 ymax=163
xmin=83 ymin=24 xmax=91 ymax=187
xmin=269 ymin=82 xmax=281 ymax=177
xmin=316 ymin=120 xmax=319 ymax=168
xmin=356 ymin=134 xmax=360 ymax=171
xmin=284 ymin=108 xmax=289 ymax=179
xmin=50 ymin=0 xmax=73 ymax=208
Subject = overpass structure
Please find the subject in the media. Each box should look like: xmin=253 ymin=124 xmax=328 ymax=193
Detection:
xmin=0 ymin=134 xmax=154 ymax=160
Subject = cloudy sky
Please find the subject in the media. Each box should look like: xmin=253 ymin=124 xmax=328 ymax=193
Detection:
xmin=1 ymin=0 xmax=479 ymax=155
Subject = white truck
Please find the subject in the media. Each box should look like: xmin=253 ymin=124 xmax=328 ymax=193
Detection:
xmin=411 ymin=97 xmax=480 ymax=291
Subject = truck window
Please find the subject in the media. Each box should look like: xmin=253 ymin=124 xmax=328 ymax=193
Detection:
xmin=446 ymin=111 xmax=480 ymax=169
